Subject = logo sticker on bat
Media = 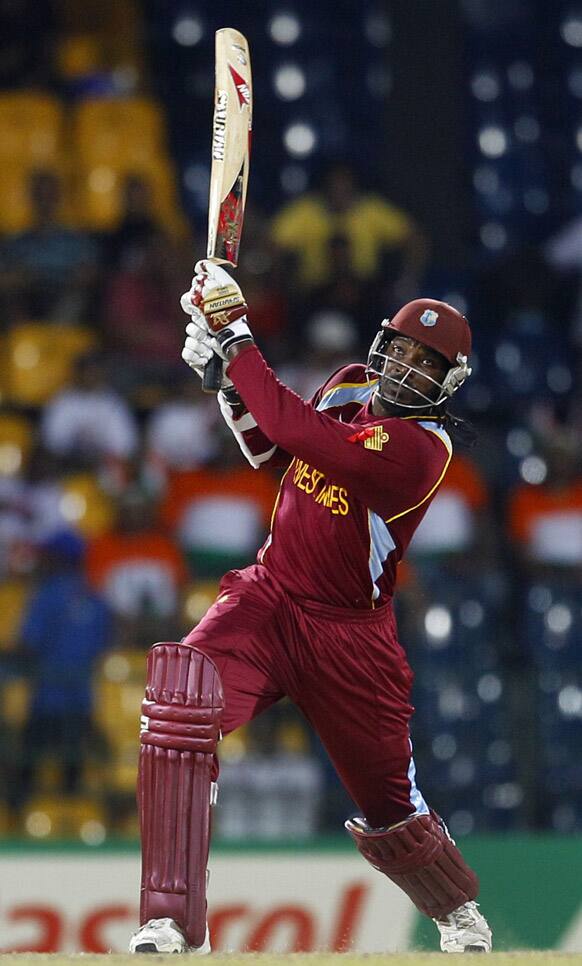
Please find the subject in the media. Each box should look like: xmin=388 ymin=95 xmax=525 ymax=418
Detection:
xmin=228 ymin=64 xmax=251 ymax=109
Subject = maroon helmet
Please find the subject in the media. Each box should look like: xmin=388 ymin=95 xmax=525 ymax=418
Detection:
xmin=367 ymin=298 xmax=472 ymax=410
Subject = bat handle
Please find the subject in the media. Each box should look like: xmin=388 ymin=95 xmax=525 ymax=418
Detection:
xmin=202 ymin=351 xmax=223 ymax=394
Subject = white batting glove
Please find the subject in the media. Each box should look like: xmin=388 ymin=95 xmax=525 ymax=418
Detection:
xmin=180 ymin=305 xmax=233 ymax=388
xmin=185 ymin=259 xmax=254 ymax=354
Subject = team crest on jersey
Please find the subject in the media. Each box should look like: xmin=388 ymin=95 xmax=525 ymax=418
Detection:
xmin=347 ymin=426 xmax=389 ymax=450
xmin=364 ymin=426 xmax=390 ymax=451
xmin=420 ymin=309 xmax=438 ymax=327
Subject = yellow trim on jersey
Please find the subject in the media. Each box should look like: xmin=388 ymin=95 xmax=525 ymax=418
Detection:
xmin=385 ymin=424 xmax=452 ymax=524
xmin=258 ymin=460 xmax=294 ymax=563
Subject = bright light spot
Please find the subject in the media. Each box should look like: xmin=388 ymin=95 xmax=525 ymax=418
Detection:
xmin=558 ymin=685 xmax=582 ymax=716
xmin=364 ymin=11 xmax=392 ymax=46
xmin=280 ymin=163 xmax=308 ymax=194
xmin=424 ymin=605 xmax=452 ymax=640
xmin=89 ymin=167 xmax=116 ymax=193
xmin=471 ymin=70 xmax=500 ymax=101
xmin=507 ymin=61 xmax=534 ymax=90
xmin=480 ymin=222 xmax=507 ymax=250
xmin=478 ymin=125 xmax=508 ymax=158
xmin=477 ymin=674 xmax=502 ymax=702
xmin=528 ymin=584 xmax=552 ymax=613
xmin=484 ymin=782 xmax=523 ymax=809
xmin=473 ymin=165 xmax=500 ymax=194
xmin=568 ymin=66 xmax=582 ymax=96
xmin=442 ymin=291 xmax=468 ymax=315
xmin=506 ymin=428 xmax=533 ymax=457
xmin=269 ymin=12 xmax=301 ymax=45
xmin=0 ymin=443 xmax=22 ymax=475
xmin=514 ymin=115 xmax=540 ymax=143
xmin=450 ymin=756 xmax=475 ymax=786
xmin=283 ymin=122 xmax=317 ymax=157
xmin=26 ymin=811 xmax=52 ymax=838
xmin=545 ymin=603 xmax=573 ymax=635
xmin=561 ymin=15 xmax=582 ymax=46
xmin=274 ymin=63 xmax=305 ymax=100
xmin=432 ymin=733 xmax=457 ymax=760
xmin=173 ymin=16 xmax=203 ymax=46
xmin=60 ymin=492 xmax=86 ymax=522
xmin=80 ymin=820 xmax=106 ymax=845
xmin=495 ymin=341 xmax=521 ymax=372
xmin=459 ymin=600 xmax=484 ymax=628
xmin=103 ymin=653 xmax=131 ymax=682
xmin=546 ymin=364 xmax=572 ymax=393
xmin=449 ymin=810 xmax=474 ymax=835
xmin=439 ymin=685 xmax=466 ymax=719
xmin=519 ymin=455 xmax=547 ymax=485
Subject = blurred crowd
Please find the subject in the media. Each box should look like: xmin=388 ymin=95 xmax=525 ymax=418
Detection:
xmin=0 ymin=0 xmax=581 ymax=846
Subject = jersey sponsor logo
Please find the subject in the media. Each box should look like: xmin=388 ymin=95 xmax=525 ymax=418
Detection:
xmin=292 ymin=458 xmax=349 ymax=516
xmin=347 ymin=426 xmax=390 ymax=451
xmin=420 ymin=309 xmax=438 ymax=326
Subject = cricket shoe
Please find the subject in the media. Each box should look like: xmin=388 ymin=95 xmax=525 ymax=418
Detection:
xmin=434 ymin=900 xmax=492 ymax=953
xmin=129 ymin=917 xmax=211 ymax=954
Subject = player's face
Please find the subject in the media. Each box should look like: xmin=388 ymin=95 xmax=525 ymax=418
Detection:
xmin=379 ymin=335 xmax=449 ymax=408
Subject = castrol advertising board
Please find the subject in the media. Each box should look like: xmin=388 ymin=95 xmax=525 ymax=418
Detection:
xmin=0 ymin=852 xmax=415 ymax=953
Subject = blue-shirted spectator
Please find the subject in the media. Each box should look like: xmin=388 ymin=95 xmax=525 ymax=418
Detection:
xmin=10 ymin=529 xmax=112 ymax=807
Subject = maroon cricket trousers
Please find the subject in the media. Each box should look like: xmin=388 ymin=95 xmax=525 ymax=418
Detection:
xmin=183 ymin=563 xmax=425 ymax=828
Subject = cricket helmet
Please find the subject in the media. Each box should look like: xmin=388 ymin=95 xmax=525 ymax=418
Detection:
xmin=367 ymin=298 xmax=472 ymax=410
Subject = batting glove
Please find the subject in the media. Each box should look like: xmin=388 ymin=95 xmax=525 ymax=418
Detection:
xmin=180 ymin=305 xmax=234 ymax=389
xmin=186 ymin=259 xmax=254 ymax=355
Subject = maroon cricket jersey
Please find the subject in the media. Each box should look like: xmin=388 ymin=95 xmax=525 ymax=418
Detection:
xmin=227 ymin=345 xmax=452 ymax=610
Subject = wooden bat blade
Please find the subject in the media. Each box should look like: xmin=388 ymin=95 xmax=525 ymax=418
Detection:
xmin=207 ymin=28 xmax=252 ymax=268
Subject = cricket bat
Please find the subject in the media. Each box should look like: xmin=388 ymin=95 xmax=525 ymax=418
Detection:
xmin=202 ymin=27 xmax=253 ymax=394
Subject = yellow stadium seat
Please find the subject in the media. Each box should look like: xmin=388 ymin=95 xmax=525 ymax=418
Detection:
xmin=0 ymin=161 xmax=73 ymax=233
xmin=2 ymin=678 xmax=31 ymax=728
xmin=0 ymin=579 xmax=31 ymax=650
xmin=5 ymin=323 xmax=97 ymax=406
xmin=22 ymin=794 xmax=108 ymax=843
xmin=0 ymin=413 xmax=34 ymax=476
xmin=94 ymin=649 xmax=146 ymax=793
xmin=74 ymin=156 xmax=185 ymax=233
xmin=73 ymin=97 xmax=166 ymax=166
xmin=59 ymin=472 xmax=115 ymax=537
xmin=0 ymin=92 xmax=64 ymax=165
xmin=183 ymin=581 xmax=220 ymax=626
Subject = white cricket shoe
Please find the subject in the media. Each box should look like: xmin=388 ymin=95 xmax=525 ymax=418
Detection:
xmin=129 ymin=917 xmax=211 ymax=954
xmin=434 ymin=900 xmax=492 ymax=953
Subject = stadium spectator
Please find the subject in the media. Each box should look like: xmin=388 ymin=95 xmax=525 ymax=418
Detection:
xmin=0 ymin=168 xmax=99 ymax=323
xmin=160 ymin=429 xmax=279 ymax=578
xmin=144 ymin=374 xmax=219 ymax=475
xmin=85 ymin=487 xmax=188 ymax=646
xmin=9 ymin=528 xmax=112 ymax=809
xmin=40 ymin=351 xmax=139 ymax=466
xmin=101 ymin=228 xmax=186 ymax=393
xmin=271 ymin=162 xmax=428 ymax=304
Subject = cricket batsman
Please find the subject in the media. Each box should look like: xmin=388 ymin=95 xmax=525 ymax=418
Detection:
xmin=129 ymin=261 xmax=492 ymax=954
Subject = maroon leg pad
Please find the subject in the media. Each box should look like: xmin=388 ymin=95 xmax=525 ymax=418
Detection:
xmin=138 ymin=643 xmax=224 ymax=948
xmin=346 ymin=810 xmax=478 ymax=919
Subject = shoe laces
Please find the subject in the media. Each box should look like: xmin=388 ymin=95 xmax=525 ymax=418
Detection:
xmin=446 ymin=901 xmax=481 ymax=929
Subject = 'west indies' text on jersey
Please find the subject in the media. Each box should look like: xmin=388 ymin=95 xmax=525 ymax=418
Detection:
xmin=227 ymin=345 xmax=452 ymax=609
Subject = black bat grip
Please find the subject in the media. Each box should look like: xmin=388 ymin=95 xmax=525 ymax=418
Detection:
xmin=202 ymin=351 xmax=223 ymax=394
